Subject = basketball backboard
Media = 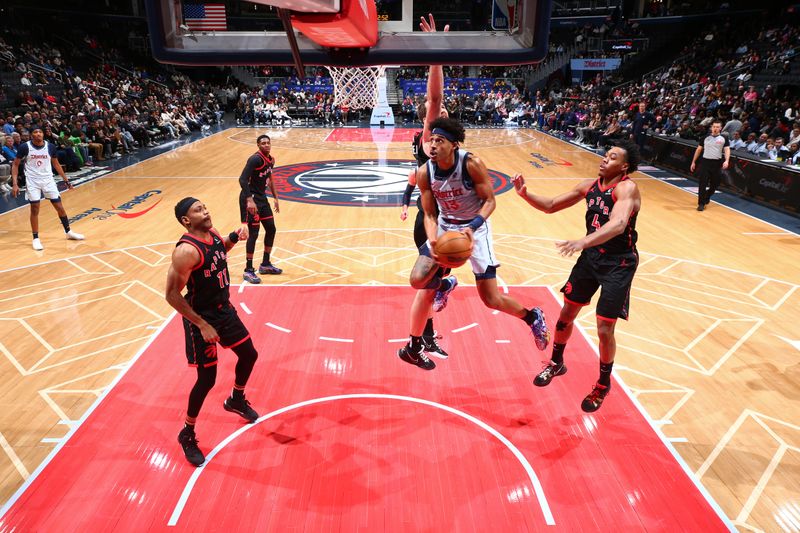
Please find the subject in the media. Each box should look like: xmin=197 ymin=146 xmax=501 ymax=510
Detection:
xmin=144 ymin=0 xmax=551 ymax=67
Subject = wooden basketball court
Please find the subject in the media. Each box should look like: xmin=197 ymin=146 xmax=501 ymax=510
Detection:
xmin=0 ymin=127 xmax=798 ymax=531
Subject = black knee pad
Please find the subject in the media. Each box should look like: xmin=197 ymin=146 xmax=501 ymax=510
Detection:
xmin=261 ymin=218 xmax=276 ymax=247
xmin=556 ymin=320 xmax=568 ymax=331
xmin=195 ymin=364 xmax=218 ymax=393
xmin=246 ymin=225 xmax=260 ymax=253
xmin=232 ymin=338 xmax=258 ymax=365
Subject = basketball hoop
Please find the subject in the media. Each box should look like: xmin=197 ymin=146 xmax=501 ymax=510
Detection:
xmin=326 ymin=65 xmax=386 ymax=110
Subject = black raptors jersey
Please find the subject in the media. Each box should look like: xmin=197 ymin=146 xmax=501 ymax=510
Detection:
xmin=239 ymin=151 xmax=275 ymax=201
xmin=412 ymin=131 xmax=429 ymax=166
xmin=412 ymin=131 xmax=431 ymax=210
xmin=177 ymin=230 xmax=231 ymax=311
xmin=585 ymin=176 xmax=638 ymax=254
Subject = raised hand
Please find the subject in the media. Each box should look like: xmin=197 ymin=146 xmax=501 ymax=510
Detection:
xmin=420 ymin=13 xmax=450 ymax=33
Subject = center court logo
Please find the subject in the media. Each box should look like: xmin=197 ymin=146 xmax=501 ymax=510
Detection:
xmin=272 ymin=160 xmax=514 ymax=206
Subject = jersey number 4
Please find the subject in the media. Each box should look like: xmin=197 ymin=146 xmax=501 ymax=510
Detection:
xmin=591 ymin=214 xmax=602 ymax=230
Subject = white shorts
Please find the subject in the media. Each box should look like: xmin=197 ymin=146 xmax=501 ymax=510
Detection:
xmin=25 ymin=177 xmax=60 ymax=203
xmin=436 ymin=216 xmax=499 ymax=278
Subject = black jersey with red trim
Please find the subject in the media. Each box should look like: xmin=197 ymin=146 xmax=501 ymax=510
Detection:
xmin=412 ymin=131 xmax=429 ymax=167
xmin=411 ymin=131 xmax=431 ymax=210
xmin=239 ymin=151 xmax=275 ymax=201
xmin=584 ymin=176 xmax=638 ymax=255
xmin=177 ymin=229 xmax=231 ymax=311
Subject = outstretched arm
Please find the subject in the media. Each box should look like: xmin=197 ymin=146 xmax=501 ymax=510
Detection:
xmin=555 ymin=179 xmax=640 ymax=256
xmin=420 ymin=14 xmax=448 ymax=145
xmin=513 ymin=174 xmax=592 ymax=213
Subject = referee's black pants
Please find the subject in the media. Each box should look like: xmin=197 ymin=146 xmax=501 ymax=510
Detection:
xmin=697 ymin=159 xmax=723 ymax=206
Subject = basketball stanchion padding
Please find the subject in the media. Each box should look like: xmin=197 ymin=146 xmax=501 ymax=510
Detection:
xmin=434 ymin=231 xmax=472 ymax=268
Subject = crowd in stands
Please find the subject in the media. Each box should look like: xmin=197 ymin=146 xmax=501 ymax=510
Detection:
xmin=533 ymin=22 xmax=800 ymax=165
xmin=0 ymin=31 xmax=231 ymax=189
xmin=3 ymin=9 xmax=800 ymax=198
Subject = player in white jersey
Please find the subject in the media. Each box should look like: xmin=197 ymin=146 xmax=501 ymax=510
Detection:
xmin=397 ymin=117 xmax=551 ymax=370
xmin=11 ymin=125 xmax=85 ymax=250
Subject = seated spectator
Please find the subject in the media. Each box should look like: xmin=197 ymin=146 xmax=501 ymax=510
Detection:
xmin=764 ymin=141 xmax=778 ymax=160
xmin=745 ymin=132 xmax=758 ymax=152
xmin=598 ymin=116 xmax=622 ymax=147
xmin=774 ymin=138 xmax=791 ymax=161
xmin=2 ymin=135 xmax=17 ymax=162
xmin=729 ymin=130 xmax=747 ymax=151
xmin=788 ymin=143 xmax=800 ymax=165
xmin=749 ymin=133 xmax=769 ymax=155
xmin=0 ymin=136 xmax=11 ymax=193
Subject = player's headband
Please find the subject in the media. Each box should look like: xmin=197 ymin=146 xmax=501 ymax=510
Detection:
xmin=174 ymin=197 xmax=200 ymax=221
xmin=431 ymin=128 xmax=456 ymax=142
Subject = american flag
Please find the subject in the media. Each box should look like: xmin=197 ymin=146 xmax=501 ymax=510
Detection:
xmin=183 ymin=3 xmax=227 ymax=31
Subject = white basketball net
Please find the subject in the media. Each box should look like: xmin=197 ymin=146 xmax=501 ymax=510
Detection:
xmin=326 ymin=65 xmax=385 ymax=110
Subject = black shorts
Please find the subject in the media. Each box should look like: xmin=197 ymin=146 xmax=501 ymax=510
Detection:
xmin=560 ymin=249 xmax=638 ymax=321
xmin=183 ymin=304 xmax=250 ymax=367
xmin=239 ymin=194 xmax=273 ymax=226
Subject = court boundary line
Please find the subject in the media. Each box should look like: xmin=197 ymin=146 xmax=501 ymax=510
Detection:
xmin=0 ymin=129 xmax=230 ymax=221
xmin=0 ymin=310 xmax=177 ymax=520
xmin=167 ymin=393 xmax=555 ymax=527
xmin=549 ymin=282 xmax=736 ymax=532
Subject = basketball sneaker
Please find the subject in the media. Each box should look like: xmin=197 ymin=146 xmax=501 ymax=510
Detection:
xmin=178 ymin=426 xmax=205 ymax=466
xmin=65 ymin=230 xmax=85 ymax=240
xmin=32 ymin=238 xmax=44 ymax=251
xmin=528 ymin=307 xmax=550 ymax=351
xmin=581 ymin=382 xmax=611 ymax=413
xmin=223 ymin=395 xmax=259 ymax=423
xmin=422 ymin=332 xmax=448 ymax=359
xmin=258 ymin=263 xmax=283 ymax=275
xmin=533 ymin=361 xmax=567 ymax=386
xmin=398 ymin=343 xmax=436 ymax=370
xmin=432 ymin=275 xmax=458 ymax=313
xmin=243 ymin=269 xmax=261 ymax=284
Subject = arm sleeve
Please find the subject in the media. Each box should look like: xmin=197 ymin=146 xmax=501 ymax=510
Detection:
xmin=238 ymin=155 xmax=257 ymax=197
xmin=723 ymin=137 xmax=730 ymax=147
xmin=402 ymin=183 xmax=415 ymax=207
xmin=48 ymin=142 xmax=57 ymax=157
xmin=15 ymin=143 xmax=28 ymax=160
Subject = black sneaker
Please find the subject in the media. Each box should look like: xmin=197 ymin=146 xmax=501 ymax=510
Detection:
xmin=224 ymin=395 xmax=259 ymax=423
xmin=422 ymin=333 xmax=448 ymax=359
xmin=178 ymin=427 xmax=205 ymax=466
xmin=533 ymin=361 xmax=567 ymax=387
xmin=581 ymin=382 xmax=611 ymax=413
xmin=398 ymin=344 xmax=436 ymax=370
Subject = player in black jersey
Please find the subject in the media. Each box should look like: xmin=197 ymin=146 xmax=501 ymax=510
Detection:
xmin=166 ymin=197 xmax=261 ymax=466
xmin=513 ymin=140 xmax=642 ymax=413
xmin=239 ymin=134 xmax=281 ymax=284
xmin=398 ymin=14 xmax=451 ymax=362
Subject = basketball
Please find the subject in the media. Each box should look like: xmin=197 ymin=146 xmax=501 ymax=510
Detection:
xmin=434 ymin=231 xmax=472 ymax=268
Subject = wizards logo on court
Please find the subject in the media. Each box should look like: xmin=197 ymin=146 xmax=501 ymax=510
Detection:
xmin=271 ymin=159 xmax=515 ymax=207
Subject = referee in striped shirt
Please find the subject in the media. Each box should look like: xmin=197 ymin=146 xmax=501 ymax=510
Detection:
xmin=690 ymin=119 xmax=730 ymax=211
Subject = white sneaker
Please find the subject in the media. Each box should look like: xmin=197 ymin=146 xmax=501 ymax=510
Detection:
xmin=66 ymin=230 xmax=85 ymax=241
xmin=32 ymin=238 xmax=44 ymax=251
